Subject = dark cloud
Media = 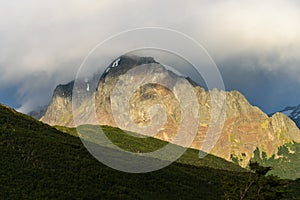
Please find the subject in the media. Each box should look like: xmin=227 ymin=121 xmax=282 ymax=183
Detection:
xmin=218 ymin=53 xmax=300 ymax=113
xmin=0 ymin=0 xmax=299 ymax=113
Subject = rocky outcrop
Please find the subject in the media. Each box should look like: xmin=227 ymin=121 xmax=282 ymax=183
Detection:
xmin=40 ymin=82 xmax=74 ymax=126
xmin=41 ymin=55 xmax=300 ymax=166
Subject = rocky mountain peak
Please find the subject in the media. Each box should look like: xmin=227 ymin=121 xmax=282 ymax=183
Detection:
xmin=53 ymin=81 xmax=75 ymax=99
xmin=41 ymin=55 xmax=300 ymax=167
xmin=99 ymin=55 xmax=158 ymax=83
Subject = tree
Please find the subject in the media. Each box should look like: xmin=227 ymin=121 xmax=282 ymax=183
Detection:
xmin=223 ymin=161 xmax=288 ymax=200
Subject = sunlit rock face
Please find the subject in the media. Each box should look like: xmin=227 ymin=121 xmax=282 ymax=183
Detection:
xmin=41 ymin=55 xmax=300 ymax=167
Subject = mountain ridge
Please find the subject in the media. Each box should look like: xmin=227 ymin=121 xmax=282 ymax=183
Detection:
xmin=271 ymin=105 xmax=300 ymax=129
xmin=40 ymin=55 xmax=300 ymax=169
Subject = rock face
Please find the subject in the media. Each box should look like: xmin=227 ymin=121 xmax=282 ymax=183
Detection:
xmin=41 ymin=55 xmax=300 ymax=166
xmin=41 ymin=81 xmax=74 ymax=126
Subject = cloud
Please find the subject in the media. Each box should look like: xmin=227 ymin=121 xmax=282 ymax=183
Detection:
xmin=0 ymin=0 xmax=299 ymax=113
xmin=218 ymin=53 xmax=300 ymax=113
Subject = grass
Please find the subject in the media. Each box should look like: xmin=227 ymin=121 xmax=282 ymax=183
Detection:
xmin=56 ymin=125 xmax=247 ymax=172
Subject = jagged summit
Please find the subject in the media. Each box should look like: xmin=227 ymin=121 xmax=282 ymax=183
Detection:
xmin=99 ymin=55 xmax=158 ymax=82
xmin=54 ymin=81 xmax=75 ymax=98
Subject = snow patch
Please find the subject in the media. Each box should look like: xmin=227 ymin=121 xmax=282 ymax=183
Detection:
xmin=112 ymin=58 xmax=120 ymax=68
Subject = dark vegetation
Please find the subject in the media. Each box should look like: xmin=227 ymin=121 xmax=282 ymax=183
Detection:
xmin=55 ymin=125 xmax=246 ymax=172
xmin=1 ymin=104 xmax=300 ymax=199
xmin=251 ymin=142 xmax=300 ymax=180
xmin=223 ymin=162 xmax=292 ymax=200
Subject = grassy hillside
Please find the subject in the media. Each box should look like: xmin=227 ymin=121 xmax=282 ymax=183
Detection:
xmin=55 ymin=125 xmax=246 ymax=172
xmin=1 ymin=104 xmax=299 ymax=199
xmin=251 ymin=142 xmax=300 ymax=180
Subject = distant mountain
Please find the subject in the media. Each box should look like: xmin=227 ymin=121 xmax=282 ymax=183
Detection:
xmin=41 ymin=55 xmax=300 ymax=171
xmin=275 ymin=105 xmax=300 ymax=128
xmin=27 ymin=105 xmax=48 ymax=120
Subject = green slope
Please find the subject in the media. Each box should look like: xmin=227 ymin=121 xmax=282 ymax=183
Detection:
xmin=1 ymin=104 xmax=299 ymax=199
xmin=55 ymin=125 xmax=245 ymax=172
xmin=251 ymin=142 xmax=300 ymax=180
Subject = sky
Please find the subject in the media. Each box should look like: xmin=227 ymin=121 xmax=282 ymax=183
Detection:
xmin=0 ymin=0 xmax=300 ymax=114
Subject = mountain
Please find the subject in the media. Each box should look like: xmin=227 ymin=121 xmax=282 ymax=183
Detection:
xmin=27 ymin=105 xmax=48 ymax=119
xmin=274 ymin=105 xmax=300 ymax=129
xmin=0 ymin=103 xmax=252 ymax=199
xmin=41 ymin=55 xmax=300 ymax=172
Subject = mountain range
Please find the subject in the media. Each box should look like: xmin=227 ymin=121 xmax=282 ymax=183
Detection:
xmin=2 ymin=54 xmax=300 ymax=199
xmin=37 ymin=55 xmax=300 ymax=178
